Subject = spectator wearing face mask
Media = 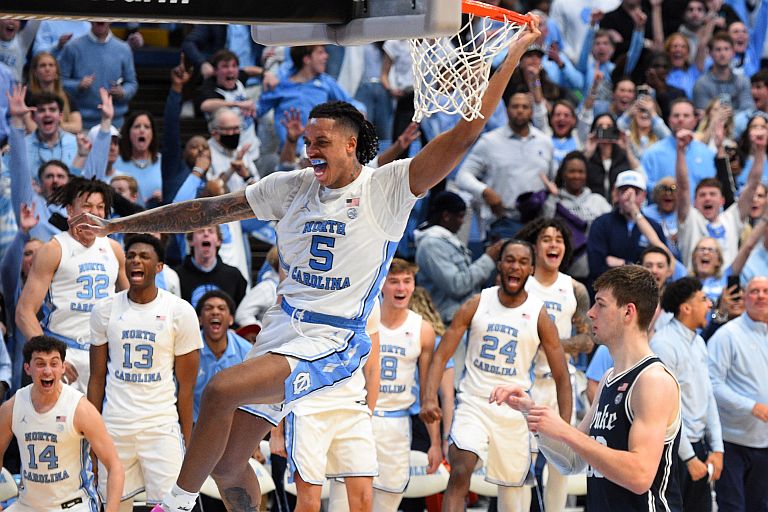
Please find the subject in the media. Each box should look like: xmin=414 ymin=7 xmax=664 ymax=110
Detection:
xmin=207 ymin=107 xmax=260 ymax=193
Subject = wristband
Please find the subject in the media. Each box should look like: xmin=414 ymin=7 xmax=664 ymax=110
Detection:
xmin=684 ymin=455 xmax=697 ymax=463
xmin=634 ymin=211 xmax=644 ymax=220
xmin=192 ymin=166 xmax=207 ymax=177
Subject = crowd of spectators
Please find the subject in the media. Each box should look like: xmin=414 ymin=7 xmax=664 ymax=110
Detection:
xmin=0 ymin=0 xmax=768 ymax=509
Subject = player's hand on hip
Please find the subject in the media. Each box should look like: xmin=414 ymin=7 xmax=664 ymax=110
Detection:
xmin=427 ymin=444 xmax=443 ymax=474
xmin=705 ymin=451 xmax=723 ymax=481
xmin=686 ymin=457 xmax=709 ymax=481
xmin=489 ymin=384 xmax=532 ymax=412
xmin=419 ymin=399 xmax=442 ymax=424
xmin=68 ymin=212 xmax=110 ymax=237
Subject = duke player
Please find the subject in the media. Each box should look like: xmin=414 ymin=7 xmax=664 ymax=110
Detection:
xmin=492 ymin=266 xmax=683 ymax=512
xmin=16 ymin=178 xmax=128 ymax=393
xmin=373 ymin=259 xmax=441 ymax=511
xmin=517 ymin=218 xmax=594 ymax=512
xmin=88 ymin=235 xmax=202 ymax=511
xmin=68 ymin=18 xmax=542 ymax=512
xmin=0 ymin=336 xmax=124 ymax=512
xmin=421 ymin=240 xmax=572 ymax=512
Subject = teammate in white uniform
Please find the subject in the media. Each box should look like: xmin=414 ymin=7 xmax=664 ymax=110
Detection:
xmin=16 ymin=178 xmax=128 ymax=394
xmin=68 ymin=21 xmax=543 ymax=512
xmin=518 ymin=218 xmax=594 ymax=512
xmin=373 ymin=258 xmax=441 ymax=512
xmin=88 ymin=234 xmax=202 ymax=510
xmin=422 ymin=240 xmax=572 ymax=512
xmin=0 ymin=336 xmax=124 ymax=512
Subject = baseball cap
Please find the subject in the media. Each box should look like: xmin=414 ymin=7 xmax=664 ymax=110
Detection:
xmin=614 ymin=170 xmax=647 ymax=191
xmin=88 ymin=123 xmax=120 ymax=142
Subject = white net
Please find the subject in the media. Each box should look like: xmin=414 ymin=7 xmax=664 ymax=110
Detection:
xmin=410 ymin=13 xmax=526 ymax=122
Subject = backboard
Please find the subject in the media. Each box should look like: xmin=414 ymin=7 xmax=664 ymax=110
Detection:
xmin=0 ymin=0 xmax=462 ymax=45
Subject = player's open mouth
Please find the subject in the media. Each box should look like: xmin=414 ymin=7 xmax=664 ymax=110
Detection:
xmin=130 ymin=270 xmax=145 ymax=282
xmin=507 ymin=275 xmax=521 ymax=285
xmin=209 ymin=318 xmax=223 ymax=332
xmin=201 ymin=241 xmax=212 ymax=248
xmin=311 ymin=159 xmax=328 ymax=177
xmin=41 ymin=378 xmax=55 ymax=389
xmin=546 ymin=251 xmax=560 ymax=262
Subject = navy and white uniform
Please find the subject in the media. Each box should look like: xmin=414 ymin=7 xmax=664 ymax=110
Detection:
xmin=241 ymin=159 xmax=419 ymax=423
xmin=451 ymin=288 xmax=544 ymax=486
xmin=42 ymin=232 xmax=120 ymax=393
xmin=372 ymin=310 xmax=423 ymax=493
xmin=588 ymin=355 xmax=682 ymax=512
xmin=90 ymin=289 xmax=202 ymax=503
xmin=11 ymin=385 xmax=97 ymax=512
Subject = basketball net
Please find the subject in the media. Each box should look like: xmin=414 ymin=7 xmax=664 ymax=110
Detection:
xmin=410 ymin=0 xmax=532 ymax=122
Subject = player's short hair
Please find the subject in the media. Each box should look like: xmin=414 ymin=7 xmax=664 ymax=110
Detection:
xmin=639 ymin=245 xmax=671 ymax=266
xmin=111 ymin=175 xmax=139 ymax=196
xmin=694 ymin=177 xmax=723 ymax=195
xmin=37 ymin=159 xmax=71 ymax=181
xmin=124 ymin=233 xmax=165 ymax=263
xmin=48 ymin=176 xmax=114 ymax=215
xmin=516 ymin=217 xmax=573 ymax=269
xmin=660 ymin=276 xmax=702 ymax=316
xmin=210 ymin=49 xmax=239 ymax=68
xmin=28 ymin=91 xmax=64 ymax=111
xmin=196 ymin=289 xmax=237 ymax=317
xmin=593 ymin=266 xmax=659 ymax=331
xmin=498 ymin=239 xmax=535 ymax=263
xmin=309 ymin=101 xmax=379 ymax=164
xmin=23 ymin=336 xmax=66 ymax=364
xmin=388 ymin=258 xmax=418 ymax=277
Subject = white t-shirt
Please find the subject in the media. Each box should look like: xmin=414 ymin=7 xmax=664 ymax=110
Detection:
xmin=244 ymin=159 xmax=419 ymax=320
xmin=90 ymin=289 xmax=203 ymax=428
xmin=678 ymin=203 xmax=743 ymax=268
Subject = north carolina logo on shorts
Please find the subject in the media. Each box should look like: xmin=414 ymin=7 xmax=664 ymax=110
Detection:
xmin=293 ymin=372 xmax=311 ymax=395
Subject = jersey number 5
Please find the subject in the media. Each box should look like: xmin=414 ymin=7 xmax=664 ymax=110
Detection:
xmin=309 ymin=235 xmax=335 ymax=272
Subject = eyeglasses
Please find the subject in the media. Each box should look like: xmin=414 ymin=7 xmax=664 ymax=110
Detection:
xmin=695 ymin=246 xmax=718 ymax=254
xmin=658 ymin=184 xmax=677 ymax=193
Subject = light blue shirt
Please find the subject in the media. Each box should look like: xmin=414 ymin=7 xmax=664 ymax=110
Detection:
xmin=708 ymin=313 xmax=768 ymax=448
xmin=194 ymin=330 xmax=252 ymax=420
xmin=113 ymin=156 xmax=163 ymax=206
xmin=586 ymin=344 xmax=613 ymax=382
xmin=650 ymin=318 xmax=723 ymax=460
xmin=641 ymin=136 xmax=716 ymax=201
xmin=32 ymin=21 xmax=91 ymax=57
xmin=226 ymin=25 xmax=260 ymax=87
xmin=741 ymin=243 xmax=768 ymax=286
xmin=25 ymin=130 xmax=79 ymax=173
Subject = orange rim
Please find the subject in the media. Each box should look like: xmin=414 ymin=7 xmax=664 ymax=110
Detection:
xmin=462 ymin=0 xmax=533 ymax=24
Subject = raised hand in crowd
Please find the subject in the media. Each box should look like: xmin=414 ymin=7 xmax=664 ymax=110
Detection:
xmin=171 ymin=52 xmax=192 ymax=92
xmin=19 ymin=202 xmax=40 ymax=234
xmin=281 ymin=107 xmax=305 ymax=144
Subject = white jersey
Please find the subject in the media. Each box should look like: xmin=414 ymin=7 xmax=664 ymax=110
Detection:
xmin=90 ymin=289 xmax=202 ymax=428
xmin=245 ymin=159 xmax=418 ymax=322
xmin=43 ymin=232 xmax=119 ymax=345
xmin=525 ymin=272 xmax=577 ymax=377
xmin=376 ymin=310 xmax=423 ymax=413
xmin=12 ymin=384 xmax=97 ymax=510
xmin=459 ymin=287 xmax=544 ymax=397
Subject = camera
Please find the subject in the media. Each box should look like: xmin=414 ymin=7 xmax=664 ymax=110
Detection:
xmin=595 ymin=126 xmax=619 ymax=141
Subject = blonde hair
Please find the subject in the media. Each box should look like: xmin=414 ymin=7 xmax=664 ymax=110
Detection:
xmin=695 ymin=98 xmax=734 ymax=144
xmin=110 ymin=175 xmax=139 ymax=196
xmin=689 ymin=236 xmax=724 ymax=279
xmin=27 ymin=52 xmax=72 ymax=119
xmin=408 ymin=287 xmax=445 ymax=336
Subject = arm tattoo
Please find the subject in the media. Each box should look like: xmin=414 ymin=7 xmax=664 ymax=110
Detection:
xmin=221 ymin=487 xmax=260 ymax=512
xmin=108 ymin=190 xmax=254 ymax=234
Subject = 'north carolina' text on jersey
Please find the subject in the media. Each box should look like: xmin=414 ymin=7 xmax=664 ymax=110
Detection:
xmin=12 ymin=385 xmax=97 ymax=511
xmin=89 ymin=289 xmax=202 ymax=428
xmin=587 ymin=355 xmax=682 ymax=512
xmin=460 ymin=287 xmax=543 ymax=397
xmin=244 ymin=159 xmax=419 ymax=322
xmin=43 ymin=232 xmax=119 ymax=344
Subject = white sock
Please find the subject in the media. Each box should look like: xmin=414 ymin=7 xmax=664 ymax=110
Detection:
xmin=163 ymin=484 xmax=198 ymax=512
